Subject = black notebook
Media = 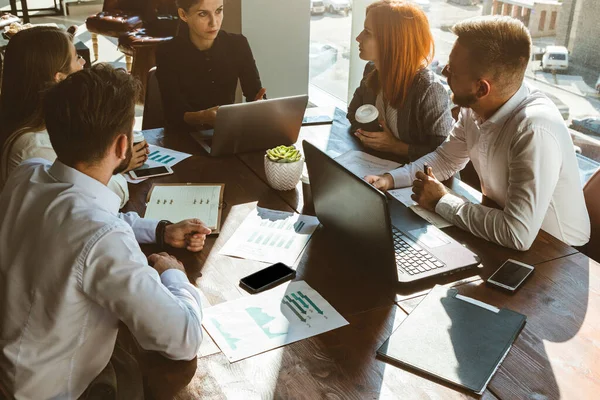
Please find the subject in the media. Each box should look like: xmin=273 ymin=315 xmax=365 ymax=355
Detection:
xmin=377 ymin=285 xmax=526 ymax=394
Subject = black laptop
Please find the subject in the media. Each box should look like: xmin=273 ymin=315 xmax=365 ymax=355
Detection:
xmin=303 ymin=140 xmax=480 ymax=283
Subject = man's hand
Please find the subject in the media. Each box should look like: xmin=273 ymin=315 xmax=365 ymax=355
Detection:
xmin=164 ymin=219 xmax=212 ymax=252
xmin=411 ymin=167 xmax=447 ymax=211
xmin=354 ymin=119 xmax=408 ymax=155
xmin=148 ymin=252 xmax=185 ymax=275
xmin=364 ymin=173 xmax=394 ymax=192
xmin=254 ymin=87 xmax=267 ymax=101
xmin=125 ymin=141 xmax=149 ymax=172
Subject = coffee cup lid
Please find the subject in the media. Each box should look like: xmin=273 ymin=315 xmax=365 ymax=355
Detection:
xmin=133 ymin=131 xmax=145 ymax=143
xmin=355 ymin=104 xmax=379 ymax=124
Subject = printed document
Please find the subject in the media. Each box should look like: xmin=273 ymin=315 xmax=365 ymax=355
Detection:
xmin=219 ymin=207 xmax=319 ymax=265
xmin=334 ymin=150 xmax=401 ymax=178
xmin=203 ymin=280 xmax=348 ymax=362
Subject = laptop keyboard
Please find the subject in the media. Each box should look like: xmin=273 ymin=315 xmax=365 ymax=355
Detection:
xmin=392 ymin=227 xmax=446 ymax=275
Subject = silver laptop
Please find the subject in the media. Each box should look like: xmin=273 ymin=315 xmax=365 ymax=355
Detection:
xmin=190 ymin=95 xmax=309 ymax=156
xmin=303 ymin=140 xmax=480 ymax=283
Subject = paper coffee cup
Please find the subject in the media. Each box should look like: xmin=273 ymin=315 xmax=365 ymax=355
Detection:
xmin=355 ymin=104 xmax=379 ymax=124
xmin=355 ymin=104 xmax=382 ymax=132
xmin=133 ymin=131 xmax=145 ymax=144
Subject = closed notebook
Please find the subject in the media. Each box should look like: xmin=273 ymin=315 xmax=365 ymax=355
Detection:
xmin=145 ymin=183 xmax=225 ymax=234
xmin=377 ymin=285 xmax=526 ymax=394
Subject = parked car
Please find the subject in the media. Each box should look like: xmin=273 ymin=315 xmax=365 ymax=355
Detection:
xmin=571 ymin=116 xmax=600 ymax=137
xmin=541 ymin=45 xmax=569 ymax=72
xmin=309 ymin=42 xmax=338 ymax=77
xmin=543 ymin=92 xmax=570 ymax=121
xmin=310 ymin=1 xmax=325 ymax=15
xmin=323 ymin=0 xmax=352 ymax=15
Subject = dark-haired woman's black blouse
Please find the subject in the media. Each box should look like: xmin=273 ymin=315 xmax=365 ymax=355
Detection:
xmin=156 ymin=29 xmax=263 ymax=133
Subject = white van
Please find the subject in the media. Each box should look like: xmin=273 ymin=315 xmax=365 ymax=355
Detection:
xmin=541 ymin=46 xmax=569 ymax=72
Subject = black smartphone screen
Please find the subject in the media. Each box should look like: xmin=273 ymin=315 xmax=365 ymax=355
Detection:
xmin=133 ymin=166 xmax=169 ymax=177
xmin=240 ymin=263 xmax=295 ymax=292
xmin=489 ymin=261 xmax=533 ymax=289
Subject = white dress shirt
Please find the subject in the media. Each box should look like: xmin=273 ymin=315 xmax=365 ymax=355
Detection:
xmin=0 ymin=129 xmax=130 ymax=207
xmin=388 ymin=83 xmax=590 ymax=250
xmin=0 ymin=159 xmax=203 ymax=400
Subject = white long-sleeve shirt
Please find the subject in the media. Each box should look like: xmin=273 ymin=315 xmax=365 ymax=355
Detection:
xmin=388 ymin=83 xmax=590 ymax=250
xmin=0 ymin=129 xmax=130 ymax=208
xmin=0 ymin=159 xmax=203 ymax=399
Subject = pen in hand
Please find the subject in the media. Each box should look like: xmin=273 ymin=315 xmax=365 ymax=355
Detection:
xmin=423 ymin=163 xmax=430 ymax=176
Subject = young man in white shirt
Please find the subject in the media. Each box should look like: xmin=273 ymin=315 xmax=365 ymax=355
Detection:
xmin=0 ymin=64 xmax=211 ymax=399
xmin=366 ymin=16 xmax=590 ymax=250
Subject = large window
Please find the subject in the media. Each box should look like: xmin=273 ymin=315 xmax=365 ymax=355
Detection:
xmin=308 ymin=1 xmax=353 ymax=107
xmin=310 ymin=0 xmax=600 ymax=185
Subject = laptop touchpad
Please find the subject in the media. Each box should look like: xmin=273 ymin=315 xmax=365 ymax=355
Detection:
xmin=408 ymin=226 xmax=451 ymax=249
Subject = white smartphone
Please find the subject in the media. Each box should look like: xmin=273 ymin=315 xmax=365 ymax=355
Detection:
xmin=129 ymin=165 xmax=173 ymax=179
xmin=487 ymin=259 xmax=534 ymax=292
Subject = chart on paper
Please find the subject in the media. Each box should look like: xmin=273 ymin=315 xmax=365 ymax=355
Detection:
xmin=202 ymin=281 xmax=348 ymax=361
xmin=148 ymin=150 xmax=177 ymax=164
xmin=220 ymin=207 xmax=319 ymax=265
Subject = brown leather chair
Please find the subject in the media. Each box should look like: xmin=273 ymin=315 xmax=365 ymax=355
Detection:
xmin=85 ymin=0 xmax=146 ymax=66
xmin=583 ymin=168 xmax=600 ymax=262
xmin=117 ymin=1 xmax=179 ymax=102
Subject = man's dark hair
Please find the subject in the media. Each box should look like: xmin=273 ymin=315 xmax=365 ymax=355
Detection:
xmin=452 ymin=16 xmax=531 ymax=95
xmin=44 ymin=63 xmax=141 ymax=166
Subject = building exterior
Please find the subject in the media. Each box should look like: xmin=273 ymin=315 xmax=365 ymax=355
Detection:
xmin=486 ymin=0 xmax=561 ymax=38
xmin=556 ymin=0 xmax=600 ymax=71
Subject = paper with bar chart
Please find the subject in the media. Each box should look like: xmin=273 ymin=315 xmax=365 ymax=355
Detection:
xmin=202 ymin=280 xmax=348 ymax=362
xmin=219 ymin=207 xmax=319 ymax=265
xmin=126 ymin=145 xmax=192 ymax=183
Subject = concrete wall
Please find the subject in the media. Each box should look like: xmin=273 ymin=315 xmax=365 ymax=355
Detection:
xmin=241 ymin=0 xmax=310 ymax=99
xmin=566 ymin=0 xmax=600 ymax=70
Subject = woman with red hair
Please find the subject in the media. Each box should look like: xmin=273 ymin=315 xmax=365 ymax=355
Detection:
xmin=348 ymin=0 xmax=452 ymax=163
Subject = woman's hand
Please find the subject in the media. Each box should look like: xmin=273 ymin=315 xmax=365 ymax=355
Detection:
xmin=125 ymin=141 xmax=149 ymax=172
xmin=354 ymin=119 xmax=408 ymax=156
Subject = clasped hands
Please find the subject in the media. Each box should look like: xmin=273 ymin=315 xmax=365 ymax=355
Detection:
xmin=365 ymin=166 xmax=448 ymax=212
xmin=148 ymin=218 xmax=211 ymax=275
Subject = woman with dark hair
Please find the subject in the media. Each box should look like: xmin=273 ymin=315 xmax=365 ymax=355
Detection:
xmin=348 ymin=0 xmax=453 ymax=163
xmin=156 ymin=0 xmax=266 ymax=133
xmin=0 ymin=26 xmax=148 ymax=206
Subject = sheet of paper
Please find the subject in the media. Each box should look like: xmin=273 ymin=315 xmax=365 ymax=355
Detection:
xmin=334 ymin=150 xmax=401 ymax=178
xmin=388 ymin=187 xmax=456 ymax=229
xmin=144 ymin=185 xmax=222 ymax=229
xmin=125 ymin=145 xmax=192 ymax=184
xmin=219 ymin=207 xmax=319 ymax=265
xmin=202 ymin=280 xmax=348 ymax=362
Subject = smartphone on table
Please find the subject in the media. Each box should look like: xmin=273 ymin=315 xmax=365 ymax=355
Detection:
xmin=487 ymin=259 xmax=534 ymax=293
xmin=129 ymin=165 xmax=173 ymax=179
xmin=239 ymin=262 xmax=296 ymax=294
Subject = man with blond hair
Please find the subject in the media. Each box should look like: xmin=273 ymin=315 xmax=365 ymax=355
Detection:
xmin=366 ymin=16 xmax=590 ymax=250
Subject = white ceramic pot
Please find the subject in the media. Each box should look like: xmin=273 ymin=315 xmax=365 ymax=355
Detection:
xmin=264 ymin=155 xmax=304 ymax=191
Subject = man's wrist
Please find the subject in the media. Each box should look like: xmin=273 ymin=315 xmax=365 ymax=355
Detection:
xmin=155 ymin=220 xmax=172 ymax=249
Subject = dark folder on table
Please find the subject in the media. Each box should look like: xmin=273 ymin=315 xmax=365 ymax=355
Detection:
xmin=377 ymin=285 xmax=526 ymax=394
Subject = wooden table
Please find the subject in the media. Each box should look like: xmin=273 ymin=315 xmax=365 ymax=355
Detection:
xmin=125 ymin=126 xmax=592 ymax=399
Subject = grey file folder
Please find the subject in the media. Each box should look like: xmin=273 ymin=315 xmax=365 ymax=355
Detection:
xmin=377 ymin=285 xmax=526 ymax=394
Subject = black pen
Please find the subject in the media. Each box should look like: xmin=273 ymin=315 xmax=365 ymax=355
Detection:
xmin=424 ymin=163 xmax=429 ymax=175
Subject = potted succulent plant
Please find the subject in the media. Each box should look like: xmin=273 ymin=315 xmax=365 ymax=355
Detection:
xmin=264 ymin=145 xmax=304 ymax=191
